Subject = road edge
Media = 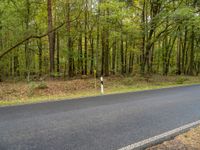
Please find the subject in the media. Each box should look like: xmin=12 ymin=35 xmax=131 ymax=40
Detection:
xmin=118 ymin=120 xmax=200 ymax=150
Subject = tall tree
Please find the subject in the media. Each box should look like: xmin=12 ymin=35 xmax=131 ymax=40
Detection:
xmin=47 ymin=0 xmax=55 ymax=75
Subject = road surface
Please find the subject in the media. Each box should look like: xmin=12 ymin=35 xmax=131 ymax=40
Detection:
xmin=0 ymin=85 xmax=200 ymax=150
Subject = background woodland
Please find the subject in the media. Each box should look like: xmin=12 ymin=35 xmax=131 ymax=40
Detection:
xmin=0 ymin=0 xmax=200 ymax=81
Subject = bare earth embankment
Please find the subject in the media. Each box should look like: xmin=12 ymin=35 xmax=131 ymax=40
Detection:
xmin=0 ymin=75 xmax=200 ymax=106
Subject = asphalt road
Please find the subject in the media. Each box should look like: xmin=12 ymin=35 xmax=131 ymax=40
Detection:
xmin=1 ymin=85 xmax=200 ymax=150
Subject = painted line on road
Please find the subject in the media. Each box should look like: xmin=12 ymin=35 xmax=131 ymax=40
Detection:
xmin=118 ymin=120 xmax=200 ymax=150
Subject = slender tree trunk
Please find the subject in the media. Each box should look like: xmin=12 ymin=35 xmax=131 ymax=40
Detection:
xmin=112 ymin=39 xmax=116 ymax=75
xmin=56 ymin=31 xmax=60 ymax=73
xmin=37 ymin=39 xmax=42 ymax=77
xmin=177 ymin=33 xmax=181 ymax=75
xmin=78 ymin=32 xmax=83 ymax=75
xmin=25 ymin=0 xmax=31 ymax=80
xmin=90 ymin=37 xmax=94 ymax=75
xmin=121 ymin=34 xmax=124 ymax=74
xmin=10 ymin=57 xmax=12 ymax=77
xmin=166 ymin=36 xmax=176 ymax=75
xmin=66 ymin=2 xmax=73 ymax=77
xmin=189 ymin=27 xmax=195 ymax=75
xmin=84 ymin=0 xmax=88 ymax=75
xmin=0 ymin=12 xmax=2 ymax=81
xmin=96 ymin=20 xmax=100 ymax=77
xmin=47 ymin=0 xmax=55 ymax=76
xmin=104 ymin=9 xmax=110 ymax=76
xmin=14 ymin=55 xmax=19 ymax=77
xmin=101 ymin=30 xmax=105 ymax=76
xmin=140 ymin=0 xmax=146 ymax=74
xmin=125 ymin=39 xmax=128 ymax=74
xmin=129 ymin=52 xmax=134 ymax=74
xmin=182 ymin=27 xmax=187 ymax=74
xmin=104 ymin=32 xmax=109 ymax=76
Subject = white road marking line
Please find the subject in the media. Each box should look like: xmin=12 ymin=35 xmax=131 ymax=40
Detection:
xmin=118 ymin=120 xmax=200 ymax=150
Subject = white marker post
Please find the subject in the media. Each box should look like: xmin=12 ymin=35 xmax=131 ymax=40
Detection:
xmin=100 ymin=76 xmax=104 ymax=95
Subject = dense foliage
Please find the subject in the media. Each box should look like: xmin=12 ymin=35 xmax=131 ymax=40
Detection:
xmin=0 ymin=0 xmax=200 ymax=80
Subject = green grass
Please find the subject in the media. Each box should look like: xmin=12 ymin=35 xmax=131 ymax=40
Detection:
xmin=0 ymin=80 xmax=199 ymax=107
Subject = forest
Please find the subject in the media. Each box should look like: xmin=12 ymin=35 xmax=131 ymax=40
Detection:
xmin=0 ymin=0 xmax=200 ymax=81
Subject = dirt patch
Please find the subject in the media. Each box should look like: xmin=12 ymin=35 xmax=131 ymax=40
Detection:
xmin=147 ymin=126 xmax=200 ymax=150
xmin=0 ymin=79 xmax=98 ymax=101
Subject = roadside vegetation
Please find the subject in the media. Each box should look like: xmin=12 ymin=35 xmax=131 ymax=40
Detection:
xmin=1 ymin=0 xmax=200 ymax=106
xmin=0 ymin=75 xmax=200 ymax=106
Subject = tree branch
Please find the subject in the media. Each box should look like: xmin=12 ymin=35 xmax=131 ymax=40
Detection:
xmin=0 ymin=7 xmax=83 ymax=60
xmin=0 ymin=23 xmax=65 ymax=60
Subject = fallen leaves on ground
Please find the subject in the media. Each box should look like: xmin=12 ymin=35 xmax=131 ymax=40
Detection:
xmin=147 ymin=126 xmax=200 ymax=150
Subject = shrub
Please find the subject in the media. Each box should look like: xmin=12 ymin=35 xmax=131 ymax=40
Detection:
xmin=122 ymin=78 xmax=135 ymax=86
xmin=27 ymin=82 xmax=37 ymax=97
xmin=37 ymin=81 xmax=48 ymax=89
xmin=27 ymin=81 xmax=48 ymax=97
xmin=176 ymin=77 xmax=189 ymax=84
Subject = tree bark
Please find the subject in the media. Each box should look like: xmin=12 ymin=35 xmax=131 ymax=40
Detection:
xmin=37 ymin=39 xmax=43 ymax=77
xmin=84 ymin=0 xmax=88 ymax=75
xmin=66 ymin=2 xmax=73 ymax=77
xmin=189 ymin=27 xmax=195 ymax=75
xmin=47 ymin=0 xmax=55 ymax=76
xmin=56 ymin=31 xmax=60 ymax=73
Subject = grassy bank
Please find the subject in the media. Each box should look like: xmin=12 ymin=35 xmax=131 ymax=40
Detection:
xmin=0 ymin=75 xmax=200 ymax=107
